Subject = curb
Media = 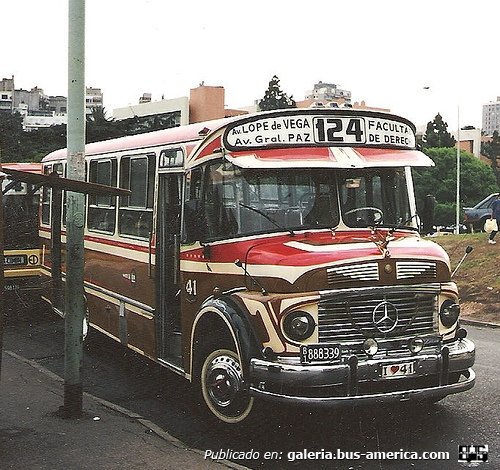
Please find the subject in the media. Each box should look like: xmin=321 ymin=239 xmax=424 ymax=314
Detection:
xmin=461 ymin=319 xmax=500 ymax=329
xmin=3 ymin=350 xmax=249 ymax=470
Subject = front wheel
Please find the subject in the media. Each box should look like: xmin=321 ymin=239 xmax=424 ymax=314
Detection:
xmin=200 ymin=348 xmax=254 ymax=424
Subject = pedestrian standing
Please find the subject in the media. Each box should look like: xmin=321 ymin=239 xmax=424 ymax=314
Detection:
xmin=488 ymin=193 xmax=500 ymax=244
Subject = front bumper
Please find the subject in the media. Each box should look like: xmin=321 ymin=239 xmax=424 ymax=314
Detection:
xmin=249 ymin=338 xmax=475 ymax=406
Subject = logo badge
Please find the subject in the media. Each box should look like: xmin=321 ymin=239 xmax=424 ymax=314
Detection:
xmin=372 ymin=301 xmax=398 ymax=333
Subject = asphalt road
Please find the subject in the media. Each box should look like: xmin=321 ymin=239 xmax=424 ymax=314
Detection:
xmin=2 ymin=304 xmax=498 ymax=470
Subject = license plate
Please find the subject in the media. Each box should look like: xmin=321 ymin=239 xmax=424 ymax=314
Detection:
xmin=300 ymin=344 xmax=341 ymax=364
xmin=4 ymin=255 xmax=26 ymax=266
xmin=381 ymin=362 xmax=415 ymax=377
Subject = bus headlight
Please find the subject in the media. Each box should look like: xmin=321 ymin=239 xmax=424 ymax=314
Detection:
xmin=283 ymin=311 xmax=315 ymax=341
xmin=440 ymin=300 xmax=460 ymax=328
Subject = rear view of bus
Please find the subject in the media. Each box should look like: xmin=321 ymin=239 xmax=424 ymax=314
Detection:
xmin=2 ymin=163 xmax=42 ymax=308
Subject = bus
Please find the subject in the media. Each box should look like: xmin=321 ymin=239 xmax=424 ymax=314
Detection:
xmin=40 ymin=109 xmax=475 ymax=424
xmin=2 ymin=162 xmax=42 ymax=307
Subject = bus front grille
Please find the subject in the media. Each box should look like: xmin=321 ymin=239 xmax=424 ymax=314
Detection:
xmin=318 ymin=288 xmax=437 ymax=343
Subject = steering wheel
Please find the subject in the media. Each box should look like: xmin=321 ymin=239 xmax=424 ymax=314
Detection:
xmin=344 ymin=206 xmax=384 ymax=222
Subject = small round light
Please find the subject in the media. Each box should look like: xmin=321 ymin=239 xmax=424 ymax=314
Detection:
xmin=440 ymin=300 xmax=460 ymax=328
xmin=283 ymin=311 xmax=315 ymax=341
xmin=363 ymin=338 xmax=378 ymax=356
xmin=456 ymin=328 xmax=467 ymax=340
xmin=409 ymin=337 xmax=424 ymax=354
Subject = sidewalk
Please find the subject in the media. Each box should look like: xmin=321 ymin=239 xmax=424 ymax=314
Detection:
xmin=0 ymin=350 xmax=240 ymax=470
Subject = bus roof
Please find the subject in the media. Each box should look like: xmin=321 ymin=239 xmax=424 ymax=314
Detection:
xmin=2 ymin=162 xmax=42 ymax=174
xmin=41 ymin=109 xmax=434 ymax=169
xmin=41 ymin=116 xmax=236 ymax=163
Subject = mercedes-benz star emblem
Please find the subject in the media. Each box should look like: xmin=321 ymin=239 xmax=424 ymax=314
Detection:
xmin=372 ymin=301 xmax=398 ymax=333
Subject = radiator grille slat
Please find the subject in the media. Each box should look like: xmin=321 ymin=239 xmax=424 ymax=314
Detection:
xmin=327 ymin=262 xmax=379 ymax=285
xmin=396 ymin=261 xmax=437 ymax=280
xmin=318 ymin=290 xmax=437 ymax=343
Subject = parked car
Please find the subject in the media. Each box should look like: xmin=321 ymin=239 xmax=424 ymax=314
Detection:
xmin=463 ymin=193 xmax=499 ymax=232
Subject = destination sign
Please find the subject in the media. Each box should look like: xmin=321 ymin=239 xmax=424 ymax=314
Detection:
xmin=223 ymin=112 xmax=416 ymax=150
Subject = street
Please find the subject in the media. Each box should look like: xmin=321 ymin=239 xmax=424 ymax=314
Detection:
xmin=2 ymin=305 xmax=498 ymax=469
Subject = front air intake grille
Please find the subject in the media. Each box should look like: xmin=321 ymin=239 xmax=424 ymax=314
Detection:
xmin=396 ymin=261 xmax=437 ymax=280
xmin=318 ymin=287 xmax=437 ymax=343
xmin=327 ymin=262 xmax=379 ymax=285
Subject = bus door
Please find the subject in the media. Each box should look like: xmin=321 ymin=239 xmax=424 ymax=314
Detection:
xmin=156 ymin=171 xmax=182 ymax=366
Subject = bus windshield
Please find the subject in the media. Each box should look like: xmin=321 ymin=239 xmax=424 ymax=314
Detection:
xmin=184 ymin=162 xmax=413 ymax=241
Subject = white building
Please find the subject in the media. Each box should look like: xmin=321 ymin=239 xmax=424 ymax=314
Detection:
xmin=304 ymin=81 xmax=352 ymax=105
xmin=482 ymin=97 xmax=500 ymax=136
xmin=451 ymin=127 xmax=482 ymax=159
xmin=113 ymin=96 xmax=189 ymax=126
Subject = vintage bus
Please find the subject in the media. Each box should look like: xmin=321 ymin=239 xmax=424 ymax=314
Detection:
xmin=2 ymin=162 xmax=42 ymax=306
xmin=40 ymin=109 xmax=475 ymax=424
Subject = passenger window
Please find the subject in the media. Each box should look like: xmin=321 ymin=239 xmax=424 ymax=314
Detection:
xmin=41 ymin=165 xmax=52 ymax=225
xmin=119 ymin=154 xmax=155 ymax=239
xmin=182 ymin=168 xmax=205 ymax=243
xmin=88 ymin=159 xmax=117 ymax=234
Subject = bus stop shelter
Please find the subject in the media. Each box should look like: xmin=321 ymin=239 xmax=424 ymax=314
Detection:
xmin=0 ymin=167 xmax=129 ymax=398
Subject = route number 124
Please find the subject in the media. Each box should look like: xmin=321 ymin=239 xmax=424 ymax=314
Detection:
xmin=313 ymin=117 xmax=365 ymax=144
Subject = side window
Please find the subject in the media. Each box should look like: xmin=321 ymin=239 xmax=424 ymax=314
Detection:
xmin=41 ymin=165 xmax=52 ymax=225
xmin=41 ymin=163 xmax=64 ymax=226
xmin=88 ymin=159 xmax=117 ymax=234
xmin=119 ymin=154 xmax=155 ymax=239
xmin=202 ymin=162 xmax=239 ymax=239
xmin=182 ymin=167 xmax=204 ymax=243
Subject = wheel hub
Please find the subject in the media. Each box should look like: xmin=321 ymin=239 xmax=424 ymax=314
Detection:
xmin=206 ymin=355 xmax=243 ymax=408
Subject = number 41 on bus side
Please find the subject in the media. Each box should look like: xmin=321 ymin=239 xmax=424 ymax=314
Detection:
xmin=313 ymin=117 xmax=365 ymax=144
xmin=185 ymin=279 xmax=197 ymax=296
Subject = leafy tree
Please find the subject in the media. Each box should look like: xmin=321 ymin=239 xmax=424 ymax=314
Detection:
xmin=481 ymin=130 xmax=500 ymax=185
xmin=422 ymin=114 xmax=456 ymax=148
xmin=258 ymin=75 xmax=296 ymax=111
xmin=86 ymin=107 xmax=125 ymax=143
xmin=413 ymin=147 xmax=497 ymax=225
xmin=0 ymin=111 xmax=30 ymax=162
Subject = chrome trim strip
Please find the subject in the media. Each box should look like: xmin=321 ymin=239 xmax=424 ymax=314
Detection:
xmin=83 ymin=281 xmax=155 ymax=314
xmin=250 ymin=369 xmax=475 ymax=406
xmin=320 ymin=283 xmax=441 ymax=297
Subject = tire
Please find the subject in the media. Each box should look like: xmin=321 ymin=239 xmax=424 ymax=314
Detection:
xmin=199 ymin=347 xmax=255 ymax=425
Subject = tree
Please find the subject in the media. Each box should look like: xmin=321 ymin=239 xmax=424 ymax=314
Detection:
xmin=86 ymin=107 xmax=124 ymax=143
xmin=422 ymin=114 xmax=456 ymax=149
xmin=0 ymin=111 xmax=30 ymax=162
xmin=258 ymin=75 xmax=296 ymax=111
xmin=481 ymin=130 xmax=500 ymax=185
xmin=413 ymin=147 xmax=497 ymax=225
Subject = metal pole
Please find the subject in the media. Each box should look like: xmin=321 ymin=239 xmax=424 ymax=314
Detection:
xmin=64 ymin=0 xmax=86 ymax=417
xmin=0 ymin=172 xmax=4 ymax=379
xmin=455 ymin=105 xmax=460 ymax=235
xmin=51 ymin=188 xmax=63 ymax=312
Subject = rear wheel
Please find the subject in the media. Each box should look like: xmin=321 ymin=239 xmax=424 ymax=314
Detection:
xmin=200 ymin=347 xmax=254 ymax=424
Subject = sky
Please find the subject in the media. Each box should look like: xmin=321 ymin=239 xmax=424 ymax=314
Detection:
xmin=2 ymin=0 xmax=500 ymax=131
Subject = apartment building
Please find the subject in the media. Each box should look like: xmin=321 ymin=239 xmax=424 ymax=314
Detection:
xmin=482 ymin=97 xmax=500 ymax=136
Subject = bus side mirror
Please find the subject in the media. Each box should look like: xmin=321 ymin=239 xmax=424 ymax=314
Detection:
xmin=421 ymin=194 xmax=436 ymax=234
xmin=183 ymin=199 xmax=207 ymax=243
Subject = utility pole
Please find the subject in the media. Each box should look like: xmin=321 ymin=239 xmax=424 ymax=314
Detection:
xmin=455 ymin=105 xmax=461 ymax=235
xmin=63 ymin=0 xmax=86 ymax=417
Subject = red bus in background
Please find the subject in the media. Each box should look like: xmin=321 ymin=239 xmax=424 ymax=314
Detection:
xmin=40 ymin=109 xmax=475 ymax=424
xmin=2 ymin=162 xmax=42 ymax=307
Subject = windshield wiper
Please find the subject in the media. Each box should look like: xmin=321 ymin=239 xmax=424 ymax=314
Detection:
xmin=239 ymin=202 xmax=295 ymax=236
